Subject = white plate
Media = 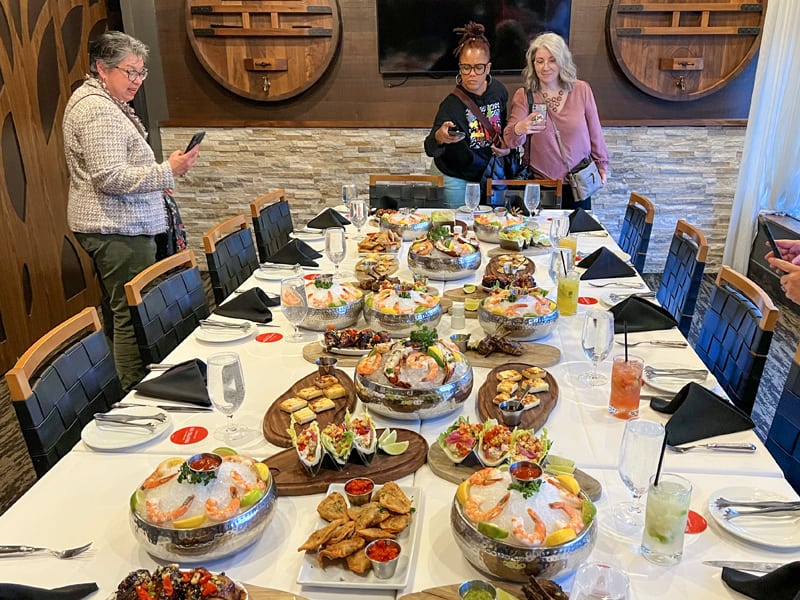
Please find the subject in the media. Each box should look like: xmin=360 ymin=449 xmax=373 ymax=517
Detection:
xmin=254 ymin=267 xmax=300 ymax=281
xmin=194 ymin=322 xmax=254 ymax=343
xmin=81 ymin=407 xmax=172 ymax=451
xmin=319 ymin=340 xmax=371 ymax=356
xmin=707 ymin=486 xmax=800 ymax=550
xmin=297 ymin=483 xmax=422 ymax=589
xmin=642 ymin=362 xmax=709 ymax=395
xmin=292 ymin=230 xmax=325 ymax=242
xmin=456 ymin=205 xmax=491 ymax=213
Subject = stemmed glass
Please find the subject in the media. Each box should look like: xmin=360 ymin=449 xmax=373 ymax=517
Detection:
xmin=548 ymin=247 xmax=572 ymax=287
xmin=281 ymin=277 xmax=308 ymax=342
xmin=324 ymin=227 xmax=347 ymax=280
xmin=348 ymin=199 xmax=368 ymax=240
xmin=465 ymin=183 xmax=480 ymax=216
xmin=579 ymin=309 xmax=615 ymax=386
xmin=523 ymin=184 xmax=541 ymax=220
xmin=342 ymin=184 xmax=357 ymax=206
xmin=613 ymin=419 xmax=665 ymax=534
xmin=549 ymin=215 xmax=570 ymax=247
xmin=207 ymin=352 xmax=250 ymax=443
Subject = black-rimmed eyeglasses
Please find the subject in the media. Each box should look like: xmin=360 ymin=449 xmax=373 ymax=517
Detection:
xmin=116 ymin=67 xmax=149 ymax=82
xmin=458 ymin=63 xmax=488 ymax=75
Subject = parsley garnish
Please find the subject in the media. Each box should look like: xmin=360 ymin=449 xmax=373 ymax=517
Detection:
xmin=428 ymin=226 xmax=452 ymax=242
xmin=314 ymin=279 xmax=333 ymax=289
xmin=409 ymin=325 xmax=438 ymax=350
xmin=398 ymin=291 xmax=411 ymax=299
xmin=177 ymin=462 xmax=217 ymax=486
xmin=508 ymin=480 xmax=542 ymax=498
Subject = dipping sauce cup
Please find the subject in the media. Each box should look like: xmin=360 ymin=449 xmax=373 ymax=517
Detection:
xmin=365 ymin=539 xmax=401 ymax=578
xmin=458 ymin=579 xmax=497 ymax=600
xmin=498 ymin=399 xmax=524 ymax=427
xmin=187 ymin=452 xmax=222 ymax=474
xmin=508 ymin=460 xmax=543 ymax=486
xmin=344 ymin=477 xmax=374 ymax=506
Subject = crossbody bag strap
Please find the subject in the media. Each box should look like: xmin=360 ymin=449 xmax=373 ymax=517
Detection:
xmin=524 ymin=89 xmax=534 ymax=168
xmin=452 ymin=87 xmax=504 ymax=147
xmin=548 ymin=108 xmax=571 ymax=172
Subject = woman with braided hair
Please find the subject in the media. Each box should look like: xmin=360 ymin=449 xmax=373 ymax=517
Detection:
xmin=424 ymin=22 xmax=510 ymax=208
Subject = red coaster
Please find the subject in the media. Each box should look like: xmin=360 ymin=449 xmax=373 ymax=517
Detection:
xmin=170 ymin=426 xmax=208 ymax=445
xmin=303 ymin=273 xmax=319 ymax=280
xmin=685 ymin=509 xmax=708 ymax=534
xmin=256 ymin=332 xmax=283 ymax=343
xmin=578 ymin=296 xmax=599 ymax=305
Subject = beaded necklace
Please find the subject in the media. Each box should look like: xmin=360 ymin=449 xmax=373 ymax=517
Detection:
xmin=541 ymin=88 xmax=564 ymax=112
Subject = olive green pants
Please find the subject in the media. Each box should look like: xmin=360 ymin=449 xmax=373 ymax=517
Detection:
xmin=75 ymin=233 xmax=156 ymax=391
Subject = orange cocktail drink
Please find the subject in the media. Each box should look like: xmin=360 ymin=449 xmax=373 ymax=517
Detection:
xmin=608 ymin=355 xmax=644 ymax=419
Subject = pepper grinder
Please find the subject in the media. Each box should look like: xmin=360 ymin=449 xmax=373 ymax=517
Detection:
xmin=451 ymin=301 xmax=466 ymax=330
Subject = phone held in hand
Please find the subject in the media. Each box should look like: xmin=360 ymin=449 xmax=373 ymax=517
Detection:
xmin=760 ymin=217 xmax=783 ymax=260
xmin=184 ymin=131 xmax=205 ymax=153
xmin=447 ymin=126 xmax=466 ymax=141
xmin=531 ymin=103 xmax=547 ymax=124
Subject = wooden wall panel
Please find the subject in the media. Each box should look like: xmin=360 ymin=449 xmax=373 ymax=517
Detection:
xmin=156 ymin=0 xmax=756 ymax=126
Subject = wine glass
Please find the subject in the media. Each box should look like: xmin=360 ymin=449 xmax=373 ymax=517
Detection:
xmin=570 ymin=562 xmax=630 ymax=600
xmin=613 ymin=419 xmax=665 ymax=534
xmin=523 ymin=184 xmax=541 ymax=220
xmin=348 ymin=199 xmax=368 ymax=240
xmin=549 ymin=215 xmax=570 ymax=247
xmin=579 ymin=309 xmax=615 ymax=386
xmin=324 ymin=227 xmax=347 ymax=279
xmin=464 ymin=183 xmax=480 ymax=216
xmin=342 ymin=184 xmax=357 ymax=206
xmin=207 ymin=352 xmax=250 ymax=443
xmin=281 ymin=277 xmax=308 ymax=342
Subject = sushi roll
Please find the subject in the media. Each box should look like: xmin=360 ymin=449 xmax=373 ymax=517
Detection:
xmin=320 ymin=422 xmax=355 ymax=469
xmin=288 ymin=421 xmax=323 ymax=477
xmin=345 ymin=409 xmax=378 ymax=464
xmin=437 ymin=416 xmax=482 ymax=464
xmin=476 ymin=418 xmax=512 ymax=466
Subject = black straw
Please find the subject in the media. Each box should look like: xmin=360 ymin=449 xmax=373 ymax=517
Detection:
xmin=654 ymin=430 xmax=668 ymax=487
xmin=624 ymin=320 xmax=629 ymax=362
xmin=560 ymin=249 xmax=568 ymax=275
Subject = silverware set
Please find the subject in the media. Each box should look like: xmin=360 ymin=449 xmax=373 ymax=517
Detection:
xmin=713 ymin=497 xmax=800 ymax=510
xmin=0 ymin=542 xmax=92 ymax=559
xmin=95 ymin=412 xmax=167 ymax=423
xmin=587 ymin=281 xmax=645 ymax=289
xmin=614 ymin=339 xmax=687 ymax=348
xmin=199 ymin=319 xmax=254 ymax=331
xmin=608 ymin=291 xmax=655 ymax=303
xmin=643 ymin=366 xmax=708 ymax=380
xmin=721 ymin=505 xmax=800 ymax=520
xmin=111 ymin=402 xmax=213 ymax=413
xmin=667 ymin=442 xmax=756 ymax=454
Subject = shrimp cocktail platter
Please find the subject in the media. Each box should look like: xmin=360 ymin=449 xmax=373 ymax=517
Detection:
xmin=407 ymin=226 xmax=482 ymax=281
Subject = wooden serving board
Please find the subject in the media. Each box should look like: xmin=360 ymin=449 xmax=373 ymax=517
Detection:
xmin=262 ymin=368 xmax=357 ymax=448
xmin=484 ymin=253 xmax=536 ymax=279
xmin=399 ymin=583 xmax=522 ymax=600
xmin=444 ymin=287 xmax=491 ymax=304
xmin=427 ymin=443 xmax=603 ymax=502
xmin=244 ymin=585 xmax=310 ymax=600
xmin=302 ymin=341 xmax=361 ymax=367
xmin=265 ymin=428 xmax=427 ymax=495
xmin=487 ymin=245 xmax=552 ymax=258
xmin=477 ymin=363 xmax=559 ymax=431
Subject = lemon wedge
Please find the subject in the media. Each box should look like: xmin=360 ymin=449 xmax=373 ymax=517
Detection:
xmin=555 ymin=474 xmax=580 ymax=496
xmin=456 ymin=480 xmax=471 ymax=506
xmin=381 ymin=441 xmax=409 ymax=455
xmin=464 ymin=298 xmax=481 ymax=312
xmin=477 ymin=521 xmax=509 ymax=540
xmin=173 ymin=514 xmax=206 ymax=529
xmin=544 ymin=527 xmax=577 ymax=547
xmin=255 ymin=462 xmax=270 ymax=482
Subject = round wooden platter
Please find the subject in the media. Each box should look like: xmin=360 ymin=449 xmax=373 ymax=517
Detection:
xmin=265 ymin=428 xmax=428 ymax=496
xmin=484 ymin=253 xmax=537 ymax=279
xmin=262 ymin=368 xmax=357 ymax=448
xmin=302 ymin=340 xmax=362 ymax=367
xmin=399 ymin=583 xmax=522 ymax=600
xmin=477 ymin=363 xmax=559 ymax=431
xmin=244 ymin=585 xmax=310 ymax=600
xmin=487 ymin=244 xmax=552 ymax=258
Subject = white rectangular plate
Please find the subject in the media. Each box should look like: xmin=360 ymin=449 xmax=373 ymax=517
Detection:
xmin=297 ymin=483 xmax=422 ymax=590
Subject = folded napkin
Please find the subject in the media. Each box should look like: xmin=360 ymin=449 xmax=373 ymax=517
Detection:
xmin=651 ymin=382 xmax=755 ymax=446
xmin=722 ymin=561 xmax=800 ymax=600
xmin=610 ymin=296 xmax=678 ymax=333
xmin=578 ymin=247 xmax=637 ymax=280
xmin=0 ymin=582 xmax=98 ymax=600
xmin=266 ymin=238 xmax=321 ymax=267
xmin=568 ymin=207 xmax=603 ymax=232
xmin=215 ymin=288 xmax=276 ymax=321
xmin=307 ymin=207 xmax=351 ymax=229
xmin=133 ymin=359 xmax=211 ymax=406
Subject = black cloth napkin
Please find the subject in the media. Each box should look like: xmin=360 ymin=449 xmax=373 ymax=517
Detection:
xmin=307 ymin=207 xmax=351 ymax=229
xmin=0 ymin=582 xmax=98 ymax=600
xmin=215 ymin=288 xmax=277 ymax=321
xmin=578 ymin=247 xmax=637 ymax=280
xmin=722 ymin=561 xmax=800 ymax=600
xmin=610 ymin=296 xmax=678 ymax=333
xmin=267 ymin=238 xmax=321 ymax=267
xmin=651 ymin=382 xmax=755 ymax=446
xmin=568 ymin=207 xmax=603 ymax=232
xmin=133 ymin=359 xmax=211 ymax=406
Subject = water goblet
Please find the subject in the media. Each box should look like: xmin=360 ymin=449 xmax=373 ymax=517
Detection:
xmin=325 ymin=227 xmax=347 ymax=279
xmin=342 ymin=184 xmax=357 ymax=206
xmin=207 ymin=352 xmax=250 ymax=443
xmin=579 ymin=309 xmax=615 ymax=386
xmin=549 ymin=215 xmax=570 ymax=247
xmin=464 ymin=183 xmax=480 ymax=216
xmin=613 ymin=418 xmax=665 ymax=534
xmin=570 ymin=562 xmax=630 ymax=600
xmin=348 ymin=199 xmax=368 ymax=240
xmin=281 ymin=277 xmax=308 ymax=342
xmin=523 ymin=183 xmax=541 ymax=219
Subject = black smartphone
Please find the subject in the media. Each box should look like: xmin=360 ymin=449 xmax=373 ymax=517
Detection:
xmin=761 ymin=218 xmax=783 ymax=260
xmin=184 ymin=131 xmax=205 ymax=153
xmin=447 ymin=126 xmax=466 ymax=141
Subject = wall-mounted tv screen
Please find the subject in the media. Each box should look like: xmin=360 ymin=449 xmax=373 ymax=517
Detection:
xmin=376 ymin=0 xmax=572 ymax=76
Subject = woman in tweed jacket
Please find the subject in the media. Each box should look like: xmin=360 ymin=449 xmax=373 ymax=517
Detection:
xmin=63 ymin=31 xmax=199 ymax=390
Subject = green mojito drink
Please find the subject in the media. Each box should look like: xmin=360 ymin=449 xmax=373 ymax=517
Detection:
xmin=641 ymin=473 xmax=692 ymax=566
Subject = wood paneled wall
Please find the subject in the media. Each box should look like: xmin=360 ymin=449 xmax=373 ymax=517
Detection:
xmin=156 ymin=0 xmax=755 ymax=127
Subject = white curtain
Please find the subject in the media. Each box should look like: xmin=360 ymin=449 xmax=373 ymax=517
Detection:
xmin=724 ymin=0 xmax=800 ymax=272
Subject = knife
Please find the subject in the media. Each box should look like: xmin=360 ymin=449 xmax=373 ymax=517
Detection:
xmin=112 ymin=402 xmax=213 ymax=413
xmin=703 ymin=560 xmax=786 ymax=573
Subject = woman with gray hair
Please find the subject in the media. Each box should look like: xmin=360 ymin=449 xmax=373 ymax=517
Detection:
xmin=503 ymin=32 xmax=608 ymax=210
xmin=63 ymin=31 xmax=199 ymax=390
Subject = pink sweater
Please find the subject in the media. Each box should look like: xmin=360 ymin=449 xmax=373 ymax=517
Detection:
xmin=503 ymin=80 xmax=609 ymax=181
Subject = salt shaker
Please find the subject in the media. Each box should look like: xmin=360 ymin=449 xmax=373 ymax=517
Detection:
xmin=451 ymin=301 xmax=466 ymax=330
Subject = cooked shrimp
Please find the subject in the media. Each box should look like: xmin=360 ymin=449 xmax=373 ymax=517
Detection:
xmin=412 ymin=240 xmax=434 ymax=255
xmin=469 ymin=467 xmax=504 ymax=486
xmin=141 ymin=461 xmax=180 ymax=490
xmin=464 ymin=492 xmax=510 ymax=523
xmin=418 ymin=293 xmax=439 ymax=308
xmin=549 ymin=501 xmax=584 ymax=533
xmin=404 ymin=352 xmax=439 ymax=381
xmin=504 ymin=303 xmax=528 ymax=317
xmin=232 ymin=470 xmax=266 ymax=493
xmin=206 ymin=487 xmax=241 ymax=521
xmin=357 ymin=351 xmax=383 ymax=376
xmin=511 ymin=508 xmax=546 ymax=546
xmin=146 ymin=495 xmax=195 ymax=524
xmin=547 ymin=477 xmax=582 ymax=508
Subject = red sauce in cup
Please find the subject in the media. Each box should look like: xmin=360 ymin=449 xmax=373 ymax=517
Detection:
xmin=344 ymin=478 xmax=374 ymax=496
xmin=510 ymin=462 xmax=542 ymax=481
xmin=366 ymin=539 xmax=400 ymax=562
xmin=188 ymin=453 xmax=222 ymax=472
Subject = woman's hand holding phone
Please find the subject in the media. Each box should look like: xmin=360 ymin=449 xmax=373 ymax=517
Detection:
xmin=436 ymin=121 xmax=466 ymax=144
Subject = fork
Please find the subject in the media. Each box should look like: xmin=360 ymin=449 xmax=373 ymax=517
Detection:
xmin=723 ymin=506 xmax=800 ymax=520
xmin=667 ymin=442 xmax=756 ymax=453
xmin=644 ymin=366 xmax=708 ymax=379
xmin=587 ymin=282 xmax=645 ymax=289
xmin=94 ymin=418 xmax=156 ymax=432
xmin=0 ymin=542 xmax=92 ymax=559
xmin=608 ymin=292 xmax=655 ymax=303
xmin=615 ymin=339 xmax=687 ymax=348
xmin=95 ymin=411 xmax=168 ymax=423
xmin=714 ymin=497 xmax=800 ymax=510
xmin=199 ymin=319 xmax=252 ymax=331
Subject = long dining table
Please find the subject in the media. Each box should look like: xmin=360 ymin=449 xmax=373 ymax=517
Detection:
xmin=0 ymin=209 xmax=797 ymax=600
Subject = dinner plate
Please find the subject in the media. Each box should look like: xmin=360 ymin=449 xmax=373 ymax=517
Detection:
xmin=292 ymin=229 xmax=325 ymax=242
xmin=194 ymin=322 xmax=255 ymax=343
xmin=642 ymin=362 xmax=709 ymax=395
xmin=296 ymin=483 xmax=422 ymax=589
xmin=456 ymin=205 xmax=491 ymax=213
xmin=707 ymin=486 xmax=800 ymax=550
xmin=319 ymin=340 xmax=371 ymax=356
xmin=254 ymin=267 xmax=300 ymax=281
xmin=81 ymin=407 xmax=172 ymax=451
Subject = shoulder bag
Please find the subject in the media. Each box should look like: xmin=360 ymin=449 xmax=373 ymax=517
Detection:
xmin=550 ymin=112 xmax=603 ymax=202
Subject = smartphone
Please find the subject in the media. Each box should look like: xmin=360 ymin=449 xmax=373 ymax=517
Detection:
xmin=531 ymin=103 xmax=547 ymax=124
xmin=447 ymin=126 xmax=466 ymax=141
xmin=184 ymin=131 xmax=205 ymax=153
xmin=761 ymin=218 xmax=783 ymax=260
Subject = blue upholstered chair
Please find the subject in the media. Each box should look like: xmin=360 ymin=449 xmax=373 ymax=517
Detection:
xmin=656 ymin=220 xmax=708 ymax=337
xmin=617 ymin=192 xmax=655 ymax=273
xmin=5 ymin=307 xmax=122 ymax=476
xmin=249 ymin=189 xmax=294 ymax=263
xmin=486 ymin=178 xmax=563 ymax=210
xmin=767 ymin=344 xmax=800 ymax=493
xmin=125 ymin=249 xmax=210 ymax=365
xmin=694 ymin=266 xmax=778 ymax=416
xmin=203 ymin=214 xmax=259 ymax=305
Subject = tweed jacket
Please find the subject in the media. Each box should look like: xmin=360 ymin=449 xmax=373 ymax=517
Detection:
xmin=63 ymin=78 xmax=174 ymax=236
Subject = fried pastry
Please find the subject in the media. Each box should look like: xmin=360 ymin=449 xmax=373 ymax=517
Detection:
xmin=323 ymin=383 xmax=347 ymax=399
xmin=297 ymin=517 xmax=346 ymax=551
xmin=279 ymin=397 xmax=307 ymax=413
xmin=328 ymin=520 xmax=356 ymax=544
xmin=374 ymin=481 xmax=412 ymax=514
xmin=318 ymin=536 xmax=365 ymax=566
xmin=357 ymin=527 xmax=397 ymax=542
xmin=379 ymin=513 xmax=411 ymax=533
xmin=346 ymin=548 xmax=372 ymax=574
xmin=297 ymin=386 xmax=324 ymax=400
xmin=317 ymin=491 xmax=348 ymax=522
xmin=348 ymin=502 xmax=385 ymax=530
xmin=497 ymin=369 xmax=522 ymax=382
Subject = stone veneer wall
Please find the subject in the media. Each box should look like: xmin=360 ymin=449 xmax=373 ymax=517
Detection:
xmin=161 ymin=126 xmax=745 ymax=273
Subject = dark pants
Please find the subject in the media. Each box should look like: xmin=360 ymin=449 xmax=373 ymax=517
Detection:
xmin=561 ymin=184 xmax=591 ymax=211
xmin=74 ymin=232 xmax=156 ymax=391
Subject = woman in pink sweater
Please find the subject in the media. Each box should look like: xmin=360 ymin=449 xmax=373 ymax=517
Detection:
xmin=504 ymin=33 xmax=608 ymax=210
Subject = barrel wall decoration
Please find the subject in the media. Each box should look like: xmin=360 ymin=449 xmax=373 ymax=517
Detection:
xmin=186 ymin=0 xmax=341 ymax=102
xmin=607 ymin=0 xmax=767 ymax=101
